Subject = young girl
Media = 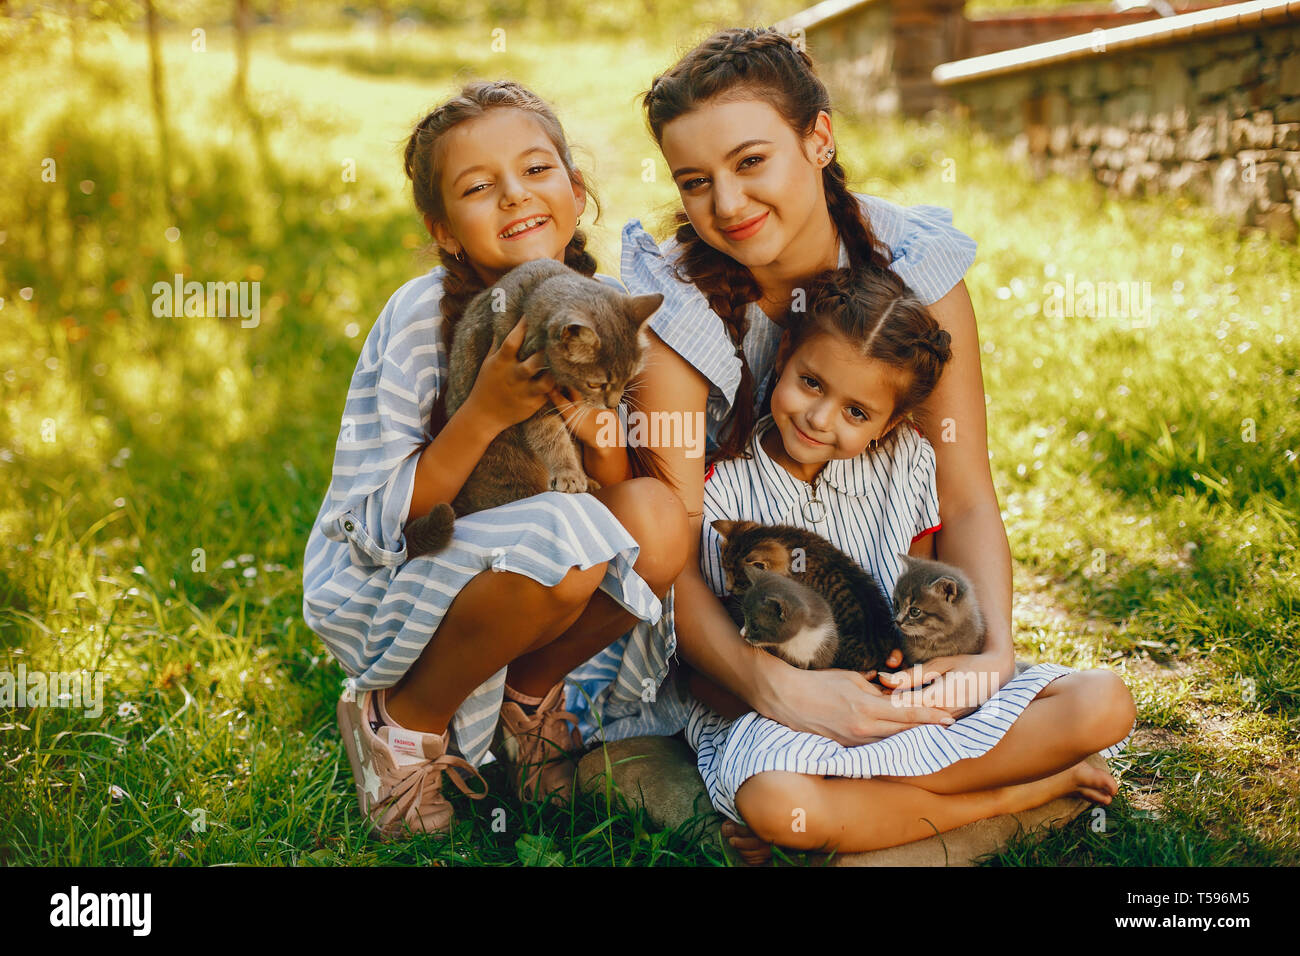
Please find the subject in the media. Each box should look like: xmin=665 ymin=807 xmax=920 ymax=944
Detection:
xmin=301 ymin=80 xmax=688 ymax=840
xmin=691 ymin=266 xmax=1133 ymax=860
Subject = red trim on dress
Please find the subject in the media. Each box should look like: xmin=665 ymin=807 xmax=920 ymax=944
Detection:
xmin=911 ymin=522 xmax=942 ymax=544
xmin=704 ymin=462 xmax=716 ymax=484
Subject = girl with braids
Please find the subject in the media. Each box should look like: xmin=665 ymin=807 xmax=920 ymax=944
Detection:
xmin=303 ymin=80 xmax=687 ymax=840
xmin=693 ymin=266 xmax=1129 ymax=860
xmin=566 ymin=27 xmax=1135 ymax=859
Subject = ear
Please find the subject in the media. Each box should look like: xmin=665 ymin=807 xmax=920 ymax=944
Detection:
xmin=742 ymin=563 xmax=766 ymax=585
xmin=711 ymin=519 xmax=737 ymax=540
xmin=429 ymin=218 xmax=460 ymax=258
xmin=560 ymin=318 xmax=600 ymax=361
xmin=929 ymin=576 xmax=960 ymax=603
xmin=627 ymin=292 xmax=663 ymax=326
xmin=896 ymin=552 xmax=913 ymax=565
xmin=571 ymin=170 xmax=588 ymax=220
xmin=764 ymin=596 xmax=786 ymax=621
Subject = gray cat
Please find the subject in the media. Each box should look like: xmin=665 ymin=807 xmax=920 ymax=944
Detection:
xmin=404 ymin=258 xmax=662 ymax=558
xmin=734 ymin=566 xmax=841 ymax=670
xmin=892 ymin=553 xmax=986 ymax=664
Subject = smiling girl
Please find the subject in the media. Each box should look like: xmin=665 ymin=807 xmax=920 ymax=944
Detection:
xmin=302 ymin=81 xmax=687 ymax=840
xmin=564 ymin=27 xmax=1136 ymax=857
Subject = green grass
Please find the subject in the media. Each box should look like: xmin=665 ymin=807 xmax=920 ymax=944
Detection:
xmin=1 ymin=21 xmax=1297 ymax=866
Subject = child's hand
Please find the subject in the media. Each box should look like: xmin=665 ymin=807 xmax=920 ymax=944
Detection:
xmin=876 ymin=651 xmax=1013 ymax=719
xmin=548 ymin=386 xmax=620 ymax=449
xmin=465 ymin=317 xmax=556 ymax=433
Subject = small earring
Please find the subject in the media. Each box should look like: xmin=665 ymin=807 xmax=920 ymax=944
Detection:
xmin=454 ymin=249 xmax=466 ymax=264
xmin=869 ymin=438 xmax=878 ymax=450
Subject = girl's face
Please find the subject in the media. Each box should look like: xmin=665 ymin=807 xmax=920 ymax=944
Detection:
xmin=431 ymin=108 xmax=586 ymax=282
xmin=659 ymin=96 xmax=832 ymax=271
xmin=767 ymin=328 xmax=903 ymax=476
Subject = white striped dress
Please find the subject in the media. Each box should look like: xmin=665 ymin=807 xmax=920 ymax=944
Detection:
xmin=301 ymin=267 xmax=667 ymax=768
xmin=566 ymin=192 xmax=988 ymax=744
xmin=691 ymin=417 xmax=1132 ymax=823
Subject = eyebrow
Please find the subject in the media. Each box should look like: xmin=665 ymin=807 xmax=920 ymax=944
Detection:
xmin=451 ymin=146 xmax=553 ymax=187
xmin=671 ymin=139 xmax=773 ymax=179
xmin=799 ymin=363 xmax=880 ymax=415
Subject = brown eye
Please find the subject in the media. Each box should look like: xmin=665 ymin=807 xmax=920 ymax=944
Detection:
xmin=586 ymin=381 xmax=603 ymax=390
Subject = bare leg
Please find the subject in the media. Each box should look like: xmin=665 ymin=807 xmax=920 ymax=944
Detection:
xmin=872 ymin=670 xmax=1136 ymax=794
xmin=735 ymin=759 xmax=1117 ymax=855
xmin=506 ymin=478 xmax=689 ymax=697
xmin=384 ymin=563 xmax=605 ymax=734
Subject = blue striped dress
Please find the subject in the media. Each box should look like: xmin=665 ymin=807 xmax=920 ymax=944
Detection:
xmin=565 ymin=192 xmax=988 ymax=744
xmin=692 ymin=417 xmax=1132 ymax=822
xmin=301 ymin=267 xmax=667 ymax=768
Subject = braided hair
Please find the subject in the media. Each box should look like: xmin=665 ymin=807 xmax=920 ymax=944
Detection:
xmin=403 ymin=80 xmax=599 ymax=337
xmin=771 ymin=266 xmax=952 ymax=451
xmin=643 ymin=27 xmax=897 ymax=463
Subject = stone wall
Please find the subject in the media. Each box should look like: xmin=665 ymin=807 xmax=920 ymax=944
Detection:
xmin=942 ymin=17 xmax=1300 ymax=240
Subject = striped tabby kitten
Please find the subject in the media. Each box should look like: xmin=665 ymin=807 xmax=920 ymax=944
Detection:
xmin=711 ymin=520 xmax=902 ymax=673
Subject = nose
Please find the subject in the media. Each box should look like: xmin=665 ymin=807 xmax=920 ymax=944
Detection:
xmin=807 ymin=398 xmax=834 ymax=432
xmin=499 ymin=172 xmax=530 ymax=207
xmin=712 ymin=173 xmax=746 ymax=221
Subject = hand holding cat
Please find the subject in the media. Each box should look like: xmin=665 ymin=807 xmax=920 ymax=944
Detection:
xmin=877 ymin=651 xmax=1012 ymax=719
xmin=464 ymin=317 xmax=556 ymax=434
xmin=762 ymin=663 xmax=956 ymax=747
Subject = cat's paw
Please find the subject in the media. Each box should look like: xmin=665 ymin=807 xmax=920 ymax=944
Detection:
xmin=550 ymin=473 xmax=589 ymax=494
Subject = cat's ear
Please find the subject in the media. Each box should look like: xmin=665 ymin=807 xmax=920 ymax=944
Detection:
xmin=764 ymin=596 xmax=786 ymax=621
xmin=627 ymin=293 xmax=663 ymax=326
xmin=742 ymin=563 xmax=766 ymax=585
xmin=929 ymin=576 xmax=960 ymax=603
xmin=896 ymin=552 xmax=914 ymax=566
xmin=711 ymin=519 xmax=737 ymax=540
xmin=560 ymin=319 xmax=600 ymax=362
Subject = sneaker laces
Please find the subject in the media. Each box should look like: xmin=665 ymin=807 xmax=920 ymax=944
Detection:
xmin=385 ymin=750 xmax=488 ymax=825
xmin=507 ymin=699 xmax=581 ymax=798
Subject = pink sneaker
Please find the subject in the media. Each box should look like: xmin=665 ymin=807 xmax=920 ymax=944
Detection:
xmin=337 ymin=687 xmax=487 ymax=840
xmin=495 ymin=681 xmax=583 ymax=805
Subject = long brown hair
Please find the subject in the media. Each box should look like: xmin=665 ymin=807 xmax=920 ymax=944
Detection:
xmin=403 ymin=80 xmax=599 ymax=433
xmin=643 ymin=27 xmax=896 ymax=462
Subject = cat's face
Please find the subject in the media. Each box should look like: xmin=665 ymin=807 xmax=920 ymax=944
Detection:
xmin=894 ymin=565 xmax=966 ymax=644
xmin=738 ymin=569 xmax=797 ymax=649
xmin=544 ymin=293 xmax=662 ymax=409
xmin=711 ymin=519 xmax=795 ymax=594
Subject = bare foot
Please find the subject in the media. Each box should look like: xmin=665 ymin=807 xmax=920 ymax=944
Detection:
xmin=722 ymin=820 xmax=773 ymax=866
xmin=1002 ymin=759 xmax=1118 ymax=815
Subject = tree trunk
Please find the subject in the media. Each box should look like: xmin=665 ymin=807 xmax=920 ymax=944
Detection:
xmin=234 ymin=0 xmax=251 ymax=103
xmin=144 ymin=0 xmax=180 ymax=229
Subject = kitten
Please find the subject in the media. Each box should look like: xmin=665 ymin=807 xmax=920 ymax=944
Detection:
xmin=737 ymin=567 xmax=845 ymax=670
xmin=892 ymin=553 xmax=986 ymax=665
xmin=404 ymin=259 xmax=662 ymax=559
xmin=712 ymin=519 xmax=902 ymax=673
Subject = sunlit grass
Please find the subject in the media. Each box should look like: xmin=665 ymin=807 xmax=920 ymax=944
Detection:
xmin=1 ymin=21 xmax=1297 ymax=865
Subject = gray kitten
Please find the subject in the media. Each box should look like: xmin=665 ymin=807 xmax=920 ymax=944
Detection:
xmin=404 ymin=258 xmax=662 ymax=558
xmin=892 ymin=553 xmax=986 ymax=664
xmin=735 ymin=567 xmax=841 ymax=670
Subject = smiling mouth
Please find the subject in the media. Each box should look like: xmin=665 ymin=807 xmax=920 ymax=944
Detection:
xmin=499 ymin=215 xmax=551 ymax=240
xmin=794 ymin=424 xmax=827 ymax=446
xmin=721 ymin=211 xmax=768 ymax=239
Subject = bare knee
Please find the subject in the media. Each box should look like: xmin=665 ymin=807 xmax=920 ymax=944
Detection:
xmin=1056 ymin=669 xmax=1137 ymax=752
xmin=734 ymin=771 xmax=822 ymax=847
xmin=549 ymin=562 xmax=607 ymax=610
xmin=598 ymin=478 xmax=689 ymax=593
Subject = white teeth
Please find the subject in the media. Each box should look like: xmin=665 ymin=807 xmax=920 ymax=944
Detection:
xmin=500 ymin=216 xmax=548 ymax=238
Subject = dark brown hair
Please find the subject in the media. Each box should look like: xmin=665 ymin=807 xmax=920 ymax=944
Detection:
xmin=403 ymin=80 xmax=599 ymax=334
xmin=776 ymin=266 xmax=952 ymax=451
xmin=643 ymin=27 xmax=896 ymax=462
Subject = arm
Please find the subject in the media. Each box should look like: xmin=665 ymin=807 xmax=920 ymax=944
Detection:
xmin=880 ymin=281 xmax=1018 ymax=709
xmin=636 ymin=331 xmax=956 ymax=745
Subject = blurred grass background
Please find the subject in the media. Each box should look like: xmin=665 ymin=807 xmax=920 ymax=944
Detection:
xmin=1 ymin=8 xmax=1297 ymax=865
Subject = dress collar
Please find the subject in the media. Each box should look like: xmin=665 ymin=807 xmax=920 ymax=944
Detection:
xmin=748 ymin=415 xmax=875 ymax=504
